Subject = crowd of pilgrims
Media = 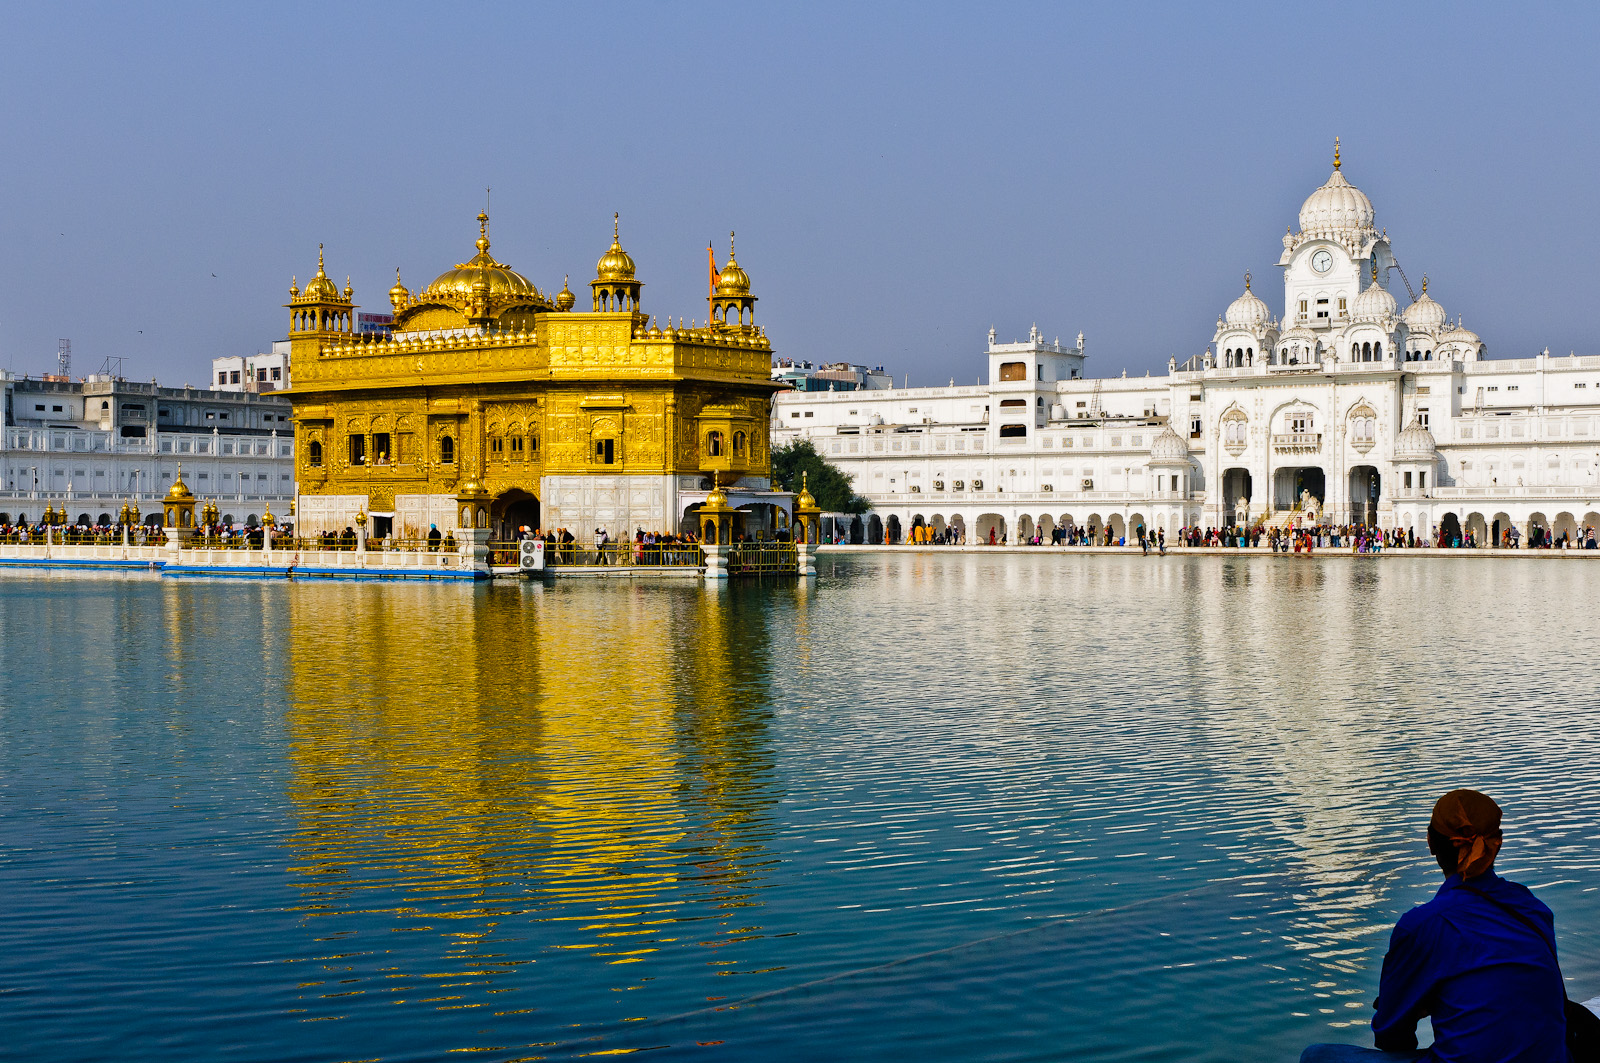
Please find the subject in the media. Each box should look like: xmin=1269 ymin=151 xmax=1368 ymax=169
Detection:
xmin=866 ymin=520 xmax=1600 ymax=551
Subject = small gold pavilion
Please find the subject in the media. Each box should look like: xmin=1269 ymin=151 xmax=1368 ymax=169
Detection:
xmin=283 ymin=216 xmax=788 ymax=541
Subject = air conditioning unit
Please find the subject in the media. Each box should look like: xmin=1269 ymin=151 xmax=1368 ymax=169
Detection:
xmin=972 ymin=478 xmax=984 ymax=490
xmin=933 ymin=480 xmax=945 ymax=491
xmin=1042 ymin=483 xmax=1054 ymax=491
xmin=910 ymin=485 xmax=921 ymax=493
xmin=1081 ymin=478 xmax=1094 ymax=489
xmin=953 ymin=480 xmax=964 ymax=490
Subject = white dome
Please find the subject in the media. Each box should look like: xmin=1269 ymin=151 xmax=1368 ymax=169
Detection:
xmin=1299 ymin=170 xmax=1375 ymax=233
xmin=1402 ymin=290 xmax=1447 ymax=332
xmin=1351 ymin=277 xmax=1397 ymax=322
xmin=1148 ymin=426 xmax=1190 ymax=464
xmin=1439 ymin=319 xmax=1480 ymax=346
xmin=1224 ymin=284 xmax=1272 ymax=327
xmin=1394 ymin=417 xmax=1437 ymax=460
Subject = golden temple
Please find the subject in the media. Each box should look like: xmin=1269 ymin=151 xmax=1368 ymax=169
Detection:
xmin=284 ymin=215 xmax=787 ymax=541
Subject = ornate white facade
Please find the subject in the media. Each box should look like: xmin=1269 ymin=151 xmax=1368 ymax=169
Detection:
xmin=772 ymin=151 xmax=1600 ymax=546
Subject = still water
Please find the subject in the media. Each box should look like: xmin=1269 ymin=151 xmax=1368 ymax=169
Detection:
xmin=2 ymin=554 xmax=1597 ymax=1062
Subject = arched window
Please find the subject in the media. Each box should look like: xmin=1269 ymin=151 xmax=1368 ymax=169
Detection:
xmin=440 ymin=436 xmax=454 ymax=464
xmin=1351 ymin=343 xmax=1359 ymax=361
xmin=1362 ymin=342 xmax=1371 ymax=361
xmin=733 ymin=431 xmax=746 ymax=455
xmin=707 ymin=431 xmax=723 ymax=456
xmin=308 ymin=440 xmax=323 ymax=467
xmin=1374 ymin=342 xmax=1383 ymax=360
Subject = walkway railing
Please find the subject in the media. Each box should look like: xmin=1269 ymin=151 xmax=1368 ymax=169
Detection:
xmin=536 ymin=541 xmax=706 ymax=568
xmin=728 ymin=542 xmax=798 ymax=575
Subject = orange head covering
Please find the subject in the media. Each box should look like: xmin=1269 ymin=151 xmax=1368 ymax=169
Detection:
xmin=1429 ymin=789 xmax=1504 ymax=880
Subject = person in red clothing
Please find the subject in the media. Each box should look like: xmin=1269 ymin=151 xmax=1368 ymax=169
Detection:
xmin=1301 ymin=790 xmax=1573 ymax=1063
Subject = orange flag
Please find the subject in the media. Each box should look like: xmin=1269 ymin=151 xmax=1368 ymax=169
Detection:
xmin=707 ymin=243 xmax=718 ymax=318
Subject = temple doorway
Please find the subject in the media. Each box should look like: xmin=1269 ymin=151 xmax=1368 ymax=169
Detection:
xmin=1348 ymin=466 xmax=1380 ymax=526
xmin=493 ymin=488 xmax=541 ymax=539
xmin=1274 ymin=466 xmax=1325 ymax=513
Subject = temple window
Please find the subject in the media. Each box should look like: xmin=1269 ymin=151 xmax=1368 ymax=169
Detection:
xmin=733 ymin=431 xmax=746 ymax=456
xmin=348 ymin=434 xmax=365 ymax=466
xmin=510 ymin=436 xmax=524 ymax=459
xmin=998 ymin=362 xmax=1026 ymax=382
xmin=595 ymin=438 xmax=615 ymax=464
xmin=308 ymin=440 xmax=322 ymax=467
xmin=707 ymin=431 xmax=723 ymax=456
xmin=529 ymin=435 xmax=539 ymax=454
xmin=440 ymin=436 xmax=454 ymax=464
xmin=490 ymin=436 xmax=504 ymax=457
xmin=373 ymin=432 xmax=391 ymax=464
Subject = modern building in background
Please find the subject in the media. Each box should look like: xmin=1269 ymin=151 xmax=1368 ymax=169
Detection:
xmin=212 ymin=339 xmax=291 ymax=392
xmin=773 ymin=148 xmax=1600 ymax=546
xmin=1 ymin=370 xmax=296 ymax=526
xmin=771 ymin=359 xmax=893 ymax=392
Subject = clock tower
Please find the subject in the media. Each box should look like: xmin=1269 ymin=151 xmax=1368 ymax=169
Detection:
xmin=1277 ymin=140 xmax=1391 ymax=332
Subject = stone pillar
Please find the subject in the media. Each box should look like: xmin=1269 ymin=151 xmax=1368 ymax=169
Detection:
xmin=703 ymin=542 xmax=729 ymax=581
xmin=459 ymin=526 xmax=492 ymax=575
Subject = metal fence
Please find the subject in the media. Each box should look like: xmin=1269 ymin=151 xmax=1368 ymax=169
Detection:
xmin=728 ymin=542 xmax=798 ymax=575
xmin=531 ymin=540 xmax=706 ymax=568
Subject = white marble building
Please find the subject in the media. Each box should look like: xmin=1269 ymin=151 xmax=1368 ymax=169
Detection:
xmin=772 ymin=151 xmax=1600 ymax=546
xmin=1 ymin=371 xmax=296 ymax=527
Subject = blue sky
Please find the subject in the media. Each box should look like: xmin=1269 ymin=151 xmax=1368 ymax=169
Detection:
xmin=2 ymin=2 xmax=1598 ymax=386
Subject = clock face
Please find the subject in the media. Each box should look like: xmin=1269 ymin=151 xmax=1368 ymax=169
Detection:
xmin=1311 ymin=250 xmax=1333 ymax=274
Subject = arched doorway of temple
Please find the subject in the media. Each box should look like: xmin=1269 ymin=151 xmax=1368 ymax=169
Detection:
xmin=1349 ymin=466 xmax=1380 ymax=526
xmin=1222 ymin=468 xmax=1253 ymax=524
xmin=493 ymin=488 xmax=541 ymax=538
xmin=1440 ymin=512 xmax=1462 ymax=546
xmin=1274 ymin=466 xmax=1326 ymax=514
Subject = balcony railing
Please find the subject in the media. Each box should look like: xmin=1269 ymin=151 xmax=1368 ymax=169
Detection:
xmin=1272 ymin=432 xmax=1323 ymax=451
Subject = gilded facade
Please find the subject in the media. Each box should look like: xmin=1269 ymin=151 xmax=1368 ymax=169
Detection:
xmin=284 ymin=216 xmax=787 ymax=540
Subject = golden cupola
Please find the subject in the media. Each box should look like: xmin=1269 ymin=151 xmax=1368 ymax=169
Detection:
xmin=711 ymin=231 xmax=757 ymax=330
xmin=591 ymin=213 xmax=643 ymax=313
xmin=389 ymin=269 xmax=410 ymax=312
xmin=555 ymin=275 xmax=576 ymax=311
xmin=287 ymin=245 xmax=354 ymax=335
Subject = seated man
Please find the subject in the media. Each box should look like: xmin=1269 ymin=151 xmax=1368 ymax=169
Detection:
xmin=1302 ymin=789 xmax=1569 ymax=1062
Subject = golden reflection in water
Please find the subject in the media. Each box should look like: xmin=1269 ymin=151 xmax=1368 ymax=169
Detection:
xmin=281 ymin=581 xmax=786 ymax=1007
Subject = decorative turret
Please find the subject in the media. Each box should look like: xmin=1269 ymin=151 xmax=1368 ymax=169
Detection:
xmin=592 ymin=213 xmax=643 ymax=313
xmin=711 ymin=231 xmax=757 ymax=330
xmin=162 ymin=465 xmax=198 ymax=540
xmin=287 ymin=245 xmax=355 ymax=335
xmin=389 ymin=269 xmax=410 ymax=313
xmin=555 ymin=275 xmax=575 ymax=311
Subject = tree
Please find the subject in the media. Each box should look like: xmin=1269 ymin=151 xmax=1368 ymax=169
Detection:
xmin=770 ymin=438 xmax=871 ymax=514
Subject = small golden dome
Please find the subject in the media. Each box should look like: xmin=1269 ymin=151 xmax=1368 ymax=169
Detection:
xmin=389 ymin=269 xmax=410 ymax=309
xmin=302 ymin=245 xmax=341 ymax=301
xmin=795 ymin=470 xmax=817 ymax=510
xmin=595 ymin=213 xmax=636 ymax=281
xmin=555 ymin=275 xmax=576 ymax=311
xmin=714 ymin=232 xmax=750 ymax=295
xmin=288 ymin=276 xmax=300 ymax=298
xmin=343 ymin=277 xmax=353 ymax=299
xmin=164 ymin=466 xmax=195 ymax=502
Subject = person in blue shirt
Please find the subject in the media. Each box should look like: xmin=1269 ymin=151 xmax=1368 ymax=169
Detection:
xmin=1301 ymin=789 xmax=1569 ymax=1063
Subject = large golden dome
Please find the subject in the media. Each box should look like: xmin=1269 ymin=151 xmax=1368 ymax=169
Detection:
xmin=595 ymin=214 xmax=636 ymax=281
xmin=422 ymin=213 xmax=540 ymax=299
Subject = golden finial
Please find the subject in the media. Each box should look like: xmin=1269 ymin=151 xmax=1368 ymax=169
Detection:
xmin=317 ymin=244 xmax=325 ymax=274
xmin=1333 ymin=136 xmax=1341 ymax=171
xmin=1421 ymin=274 xmax=1428 ymax=294
xmin=1371 ymin=258 xmax=1378 ymax=283
xmin=1244 ymin=270 xmax=1251 ymax=291
xmin=729 ymin=230 xmax=736 ymax=258
xmin=613 ymin=212 xmax=620 ymax=240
